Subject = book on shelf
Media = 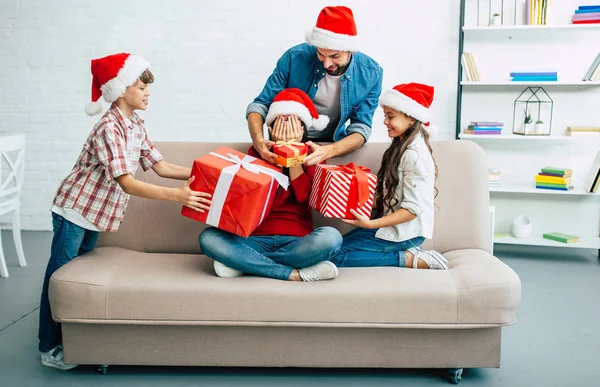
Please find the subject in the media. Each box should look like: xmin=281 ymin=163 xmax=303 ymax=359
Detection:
xmin=471 ymin=121 xmax=503 ymax=127
xmin=566 ymin=126 xmax=600 ymax=136
xmin=582 ymin=53 xmax=600 ymax=81
xmin=535 ymin=175 xmax=572 ymax=184
xmin=540 ymin=167 xmax=572 ymax=175
xmin=464 ymin=129 xmax=502 ymax=135
xmin=462 ymin=52 xmax=480 ymax=82
xmin=584 ymin=151 xmax=600 ymax=193
xmin=542 ymin=232 xmax=580 ymax=244
xmin=528 ymin=0 xmax=552 ymax=25
xmin=461 ymin=53 xmax=472 ymax=81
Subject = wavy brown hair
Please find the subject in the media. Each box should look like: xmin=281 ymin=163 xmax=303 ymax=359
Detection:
xmin=373 ymin=121 xmax=438 ymax=217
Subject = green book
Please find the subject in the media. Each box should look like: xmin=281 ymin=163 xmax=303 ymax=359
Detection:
xmin=542 ymin=232 xmax=580 ymax=243
xmin=541 ymin=167 xmax=572 ymax=175
xmin=536 ymin=182 xmax=568 ymax=188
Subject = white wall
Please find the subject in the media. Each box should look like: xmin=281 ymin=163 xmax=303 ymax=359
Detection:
xmin=0 ymin=0 xmax=461 ymax=230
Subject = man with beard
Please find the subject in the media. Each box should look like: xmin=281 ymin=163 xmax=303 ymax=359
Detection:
xmin=246 ymin=6 xmax=383 ymax=166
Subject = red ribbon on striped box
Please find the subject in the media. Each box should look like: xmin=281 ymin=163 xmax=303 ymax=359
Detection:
xmin=309 ymin=163 xmax=377 ymax=219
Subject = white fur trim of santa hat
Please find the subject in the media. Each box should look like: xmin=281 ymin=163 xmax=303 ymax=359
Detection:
xmin=99 ymin=55 xmax=150 ymax=104
xmin=305 ymin=26 xmax=359 ymax=52
xmin=379 ymin=89 xmax=431 ymax=124
xmin=265 ymin=101 xmax=330 ymax=131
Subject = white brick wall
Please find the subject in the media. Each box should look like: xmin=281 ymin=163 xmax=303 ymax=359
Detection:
xmin=0 ymin=0 xmax=460 ymax=230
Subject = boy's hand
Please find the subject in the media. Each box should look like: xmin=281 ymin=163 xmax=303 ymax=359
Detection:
xmin=341 ymin=209 xmax=373 ymax=229
xmin=177 ymin=176 xmax=212 ymax=212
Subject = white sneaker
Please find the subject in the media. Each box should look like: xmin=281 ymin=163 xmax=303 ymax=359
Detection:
xmin=407 ymin=248 xmax=448 ymax=270
xmin=40 ymin=345 xmax=78 ymax=370
xmin=299 ymin=261 xmax=339 ymax=282
xmin=213 ymin=261 xmax=244 ymax=278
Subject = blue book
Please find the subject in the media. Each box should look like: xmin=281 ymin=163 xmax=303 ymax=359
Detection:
xmin=578 ymin=5 xmax=600 ymax=10
xmin=574 ymin=8 xmax=600 ymax=14
xmin=510 ymin=72 xmax=557 ymax=77
xmin=536 ymin=185 xmax=571 ymax=191
xmin=471 ymin=126 xmax=503 ymax=130
xmin=512 ymin=76 xmax=557 ymax=81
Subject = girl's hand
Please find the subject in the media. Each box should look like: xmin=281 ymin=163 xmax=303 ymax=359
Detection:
xmin=341 ymin=209 xmax=374 ymax=229
xmin=288 ymin=115 xmax=304 ymax=142
xmin=268 ymin=116 xmax=285 ymax=142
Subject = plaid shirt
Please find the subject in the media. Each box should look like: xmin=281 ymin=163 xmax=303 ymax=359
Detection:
xmin=53 ymin=104 xmax=163 ymax=232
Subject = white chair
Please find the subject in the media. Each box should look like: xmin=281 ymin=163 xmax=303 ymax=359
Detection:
xmin=0 ymin=133 xmax=26 ymax=278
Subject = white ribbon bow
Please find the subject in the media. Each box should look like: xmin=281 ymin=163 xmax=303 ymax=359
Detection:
xmin=205 ymin=152 xmax=290 ymax=228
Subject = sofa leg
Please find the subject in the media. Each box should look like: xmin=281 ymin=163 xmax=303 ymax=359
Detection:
xmin=97 ymin=365 xmax=109 ymax=375
xmin=445 ymin=368 xmax=463 ymax=384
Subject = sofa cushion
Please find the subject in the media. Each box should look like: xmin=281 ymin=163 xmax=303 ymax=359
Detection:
xmin=50 ymin=247 xmax=520 ymax=327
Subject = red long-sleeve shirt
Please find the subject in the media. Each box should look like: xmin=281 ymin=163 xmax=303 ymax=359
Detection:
xmin=248 ymin=147 xmax=315 ymax=237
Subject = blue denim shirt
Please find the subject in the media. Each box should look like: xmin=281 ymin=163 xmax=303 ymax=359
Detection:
xmin=246 ymin=43 xmax=383 ymax=142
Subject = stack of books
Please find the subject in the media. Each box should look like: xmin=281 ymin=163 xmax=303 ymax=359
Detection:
xmin=566 ymin=126 xmax=600 ymax=136
xmin=582 ymin=53 xmax=600 ymax=81
xmin=572 ymin=5 xmax=600 ymax=24
xmin=489 ymin=168 xmax=501 ymax=188
xmin=461 ymin=52 xmax=481 ymax=82
xmin=510 ymin=72 xmax=557 ymax=82
xmin=535 ymin=167 xmax=573 ymax=191
xmin=527 ymin=0 xmax=552 ymax=25
xmin=464 ymin=121 xmax=503 ymax=135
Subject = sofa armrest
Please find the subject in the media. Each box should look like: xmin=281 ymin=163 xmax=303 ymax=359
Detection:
xmin=445 ymin=249 xmax=522 ymax=325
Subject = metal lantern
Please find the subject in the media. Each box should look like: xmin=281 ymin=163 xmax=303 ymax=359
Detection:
xmin=512 ymin=87 xmax=553 ymax=136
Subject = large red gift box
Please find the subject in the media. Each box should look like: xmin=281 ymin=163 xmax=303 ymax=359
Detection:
xmin=309 ymin=163 xmax=377 ymax=219
xmin=272 ymin=140 xmax=308 ymax=167
xmin=181 ymin=147 xmax=289 ymax=237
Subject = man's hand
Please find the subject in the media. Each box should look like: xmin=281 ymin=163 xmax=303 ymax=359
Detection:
xmin=253 ymin=138 xmax=277 ymax=164
xmin=177 ymin=176 xmax=212 ymax=212
xmin=341 ymin=209 xmax=374 ymax=229
xmin=303 ymin=141 xmax=332 ymax=166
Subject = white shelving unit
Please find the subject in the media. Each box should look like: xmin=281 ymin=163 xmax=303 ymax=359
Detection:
xmin=461 ymin=81 xmax=600 ymax=86
xmin=456 ymin=1 xmax=600 ymax=255
xmin=458 ymin=133 xmax=600 ymax=141
xmin=494 ymin=234 xmax=600 ymax=249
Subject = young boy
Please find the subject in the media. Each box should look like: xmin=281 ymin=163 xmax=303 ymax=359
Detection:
xmin=38 ymin=53 xmax=211 ymax=370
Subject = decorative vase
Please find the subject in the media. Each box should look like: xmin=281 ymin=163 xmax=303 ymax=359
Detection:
xmin=511 ymin=215 xmax=532 ymax=239
xmin=535 ymin=123 xmax=545 ymax=134
xmin=522 ymin=123 xmax=532 ymax=134
xmin=491 ymin=14 xmax=502 ymax=26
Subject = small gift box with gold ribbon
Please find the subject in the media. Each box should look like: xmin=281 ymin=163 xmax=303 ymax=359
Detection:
xmin=272 ymin=140 xmax=309 ymax=167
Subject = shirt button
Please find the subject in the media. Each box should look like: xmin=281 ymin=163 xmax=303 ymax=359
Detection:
xmin=314 ymin=84 xmax=317 ymax=87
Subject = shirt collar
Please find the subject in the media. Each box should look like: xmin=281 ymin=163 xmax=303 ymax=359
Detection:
xmin=110 ymin=103 xmax=144 ymax=129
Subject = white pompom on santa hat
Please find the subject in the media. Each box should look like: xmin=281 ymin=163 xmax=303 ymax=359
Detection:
xmin=265 ymin=88 xmax=329 ymax=131
xmin=378 ymin=82 xmax=439 ymax=137
xmin=85 ymin=53 xmax=150 ymax=116
xmin=305 ymin=6 xmax=359 ymax=52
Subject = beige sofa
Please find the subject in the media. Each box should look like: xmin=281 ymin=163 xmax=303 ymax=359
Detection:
xmin=49 ymin=140 xmax=521 ymax=383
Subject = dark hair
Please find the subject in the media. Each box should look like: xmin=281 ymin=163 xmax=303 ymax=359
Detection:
xmin=139 ymin=69 xmax=154 ymax=84
xmin=373 ymin=121 xmax=438 ymax=216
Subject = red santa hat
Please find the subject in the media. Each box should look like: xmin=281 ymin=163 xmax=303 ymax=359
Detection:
xmin=305 ymin=6 xmax=359 ymax=52
xmin=379 ymin=83 xmax=438 ymax=136
xmin=85 ymin=53 xmax=150 ymax=116
xmin=265 ymin=88 xmax=329 ymax=130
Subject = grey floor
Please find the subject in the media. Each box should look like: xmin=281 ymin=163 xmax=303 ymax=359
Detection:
xmin=0 ymin=231 xmax=599 ymax=386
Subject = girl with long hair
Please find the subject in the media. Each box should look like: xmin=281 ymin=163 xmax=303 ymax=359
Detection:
xmin=331 ymin=83 xmax=448 ymax=270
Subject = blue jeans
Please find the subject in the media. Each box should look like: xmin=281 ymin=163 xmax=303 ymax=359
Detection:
xmin=330 ymin=227 xmax=424 ymax=268
xmin=198 ymin=226 xmax=343 ymax=280
xmin=38 ymin=213 xmax=99 ymax=352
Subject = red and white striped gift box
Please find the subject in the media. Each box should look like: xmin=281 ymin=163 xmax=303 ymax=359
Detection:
xmin=309 ymin=163 xmax=377 ymax=219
